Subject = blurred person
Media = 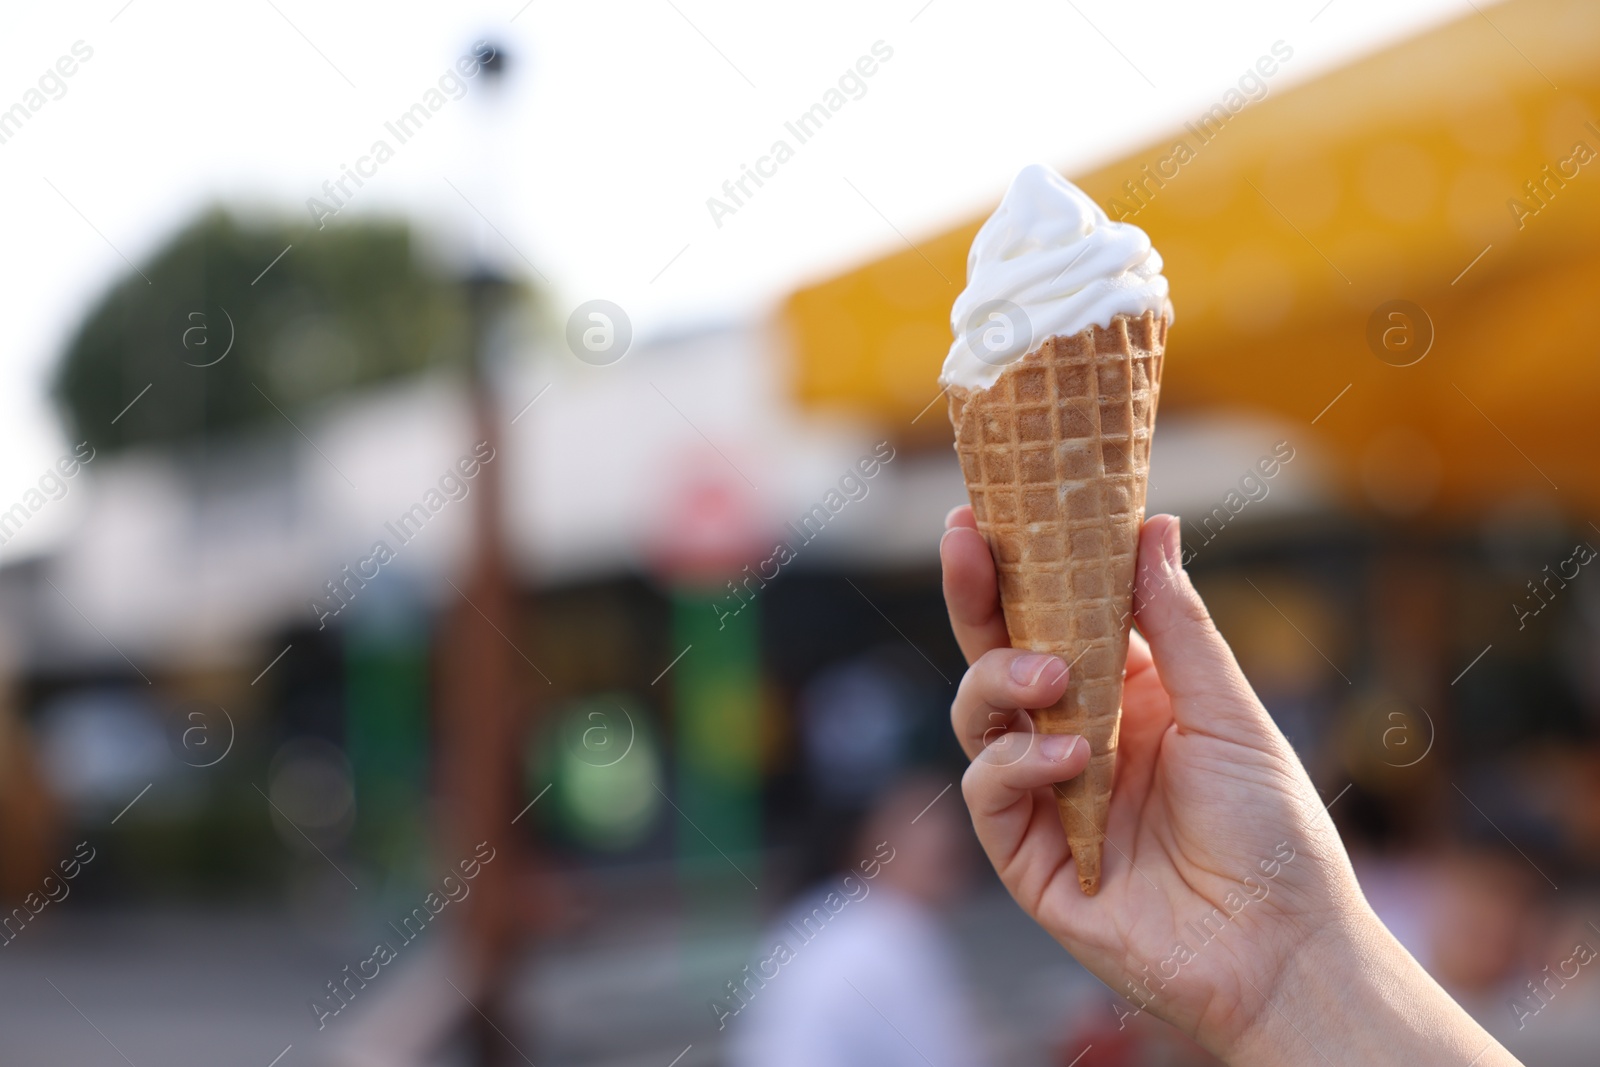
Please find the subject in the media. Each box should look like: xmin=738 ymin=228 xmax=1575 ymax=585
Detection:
xmin=1491 ymin=897 xmax=1600 ymax=1065
xmin=1423 ymin=850 xmax=1600 ymax=1066
xmin=1426 ymin=848 xmax=1537 ymax=1008
xmin=941 ymin=508 xmax=1528 ymax=1065
xmin=725 ymin=772 xmax=984 ymax=1067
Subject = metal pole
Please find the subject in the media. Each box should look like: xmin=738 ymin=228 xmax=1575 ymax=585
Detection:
xmin=438 ymin=267 xmax=526 ymax=1066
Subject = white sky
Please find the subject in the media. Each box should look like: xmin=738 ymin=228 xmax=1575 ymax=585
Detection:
xmin=0 ymin=0 xmax=1474 ymax=551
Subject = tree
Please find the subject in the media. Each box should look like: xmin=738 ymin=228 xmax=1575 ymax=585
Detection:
xmin=54 ymin=209 xmax=477 ymax=452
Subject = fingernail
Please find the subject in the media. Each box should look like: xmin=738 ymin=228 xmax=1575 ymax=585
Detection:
xmin=1163 ymin=516 xmax=1183 ymax=573
xmin=1040 ymin=734 xmax=1081 ymax=763
xmin=1011 ymin=654 xmax=1060 ymax=685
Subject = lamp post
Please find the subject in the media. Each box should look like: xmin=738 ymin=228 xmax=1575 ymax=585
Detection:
xmin=435 ymin=39 xmax=533 ymax=1066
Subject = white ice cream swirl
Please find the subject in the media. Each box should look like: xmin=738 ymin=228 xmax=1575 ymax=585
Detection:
xmin=940 ymin=164 xmax=1172 ymax=390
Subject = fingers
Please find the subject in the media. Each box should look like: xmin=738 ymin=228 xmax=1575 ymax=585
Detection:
xmin=1120 ymin=628 xmax=1171 ymax=727
xmin=945 ymin=504 xmax=976 ymax=531
xmin=1126 ymin=628 xmax=1155 ymax=679
xmin=1118 ymin=627 xmax=1174 ymax=737
xmin=962 ymin=731 xmax=1090 ymax=819
xmin=1131 ymin=515 xmax=1267 ymax=735
xmin=941 ymin=505 xmax=1011 ymax=663
xmin=951 ymin=648 xmax=1071 ymax=760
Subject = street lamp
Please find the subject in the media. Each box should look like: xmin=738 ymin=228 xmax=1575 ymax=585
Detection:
xmin=435 ymin=37 xmax=538 ymax=1067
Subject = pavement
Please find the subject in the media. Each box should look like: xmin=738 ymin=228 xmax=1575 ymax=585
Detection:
xmin=0 ymin=885 xmax=1097 ymax=1067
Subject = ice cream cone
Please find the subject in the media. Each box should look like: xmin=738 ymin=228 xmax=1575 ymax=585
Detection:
xmin=947 ymin=309 xmax=1167 ymax=895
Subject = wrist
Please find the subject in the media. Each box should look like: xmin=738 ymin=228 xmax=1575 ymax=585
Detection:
xmin=1219 ymin=907 xmax=1374 ymax=1066
xmin=1223 ymin=905 xmax=1515 ymax=1066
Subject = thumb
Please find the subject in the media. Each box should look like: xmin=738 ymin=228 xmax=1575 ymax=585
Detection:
xmin=1132 ymin=515 xmax=1266 ymax=735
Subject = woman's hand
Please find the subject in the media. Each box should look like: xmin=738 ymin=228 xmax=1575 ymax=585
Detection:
xmin=942 ymin=507 xmax=1521 ymax=1065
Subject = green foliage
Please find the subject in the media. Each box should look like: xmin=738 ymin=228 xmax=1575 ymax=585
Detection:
xmin=53 ymin=209 xmax=473 ymax=452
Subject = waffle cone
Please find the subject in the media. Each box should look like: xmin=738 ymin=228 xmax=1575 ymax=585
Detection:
xmin=948 ymin=310 xmax=1167 ymax=895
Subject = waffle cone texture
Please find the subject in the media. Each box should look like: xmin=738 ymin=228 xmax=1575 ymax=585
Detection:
xmin=948 ymin=310 xmax=1167 ymax=895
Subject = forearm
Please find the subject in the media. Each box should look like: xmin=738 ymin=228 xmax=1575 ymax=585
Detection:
xmin=1224 ymin=909 xmax=1521 ymax=1067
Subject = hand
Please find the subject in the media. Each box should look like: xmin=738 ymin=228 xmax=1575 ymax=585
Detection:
xmin=942 ymin=507 xmax=1521 ymax=1065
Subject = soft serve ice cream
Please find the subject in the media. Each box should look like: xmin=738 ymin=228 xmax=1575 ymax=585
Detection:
xmin=940 ymin=164 xmax=1172 ymax=391
xmin=942 ymin=163 xmax=1173 ymax=895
